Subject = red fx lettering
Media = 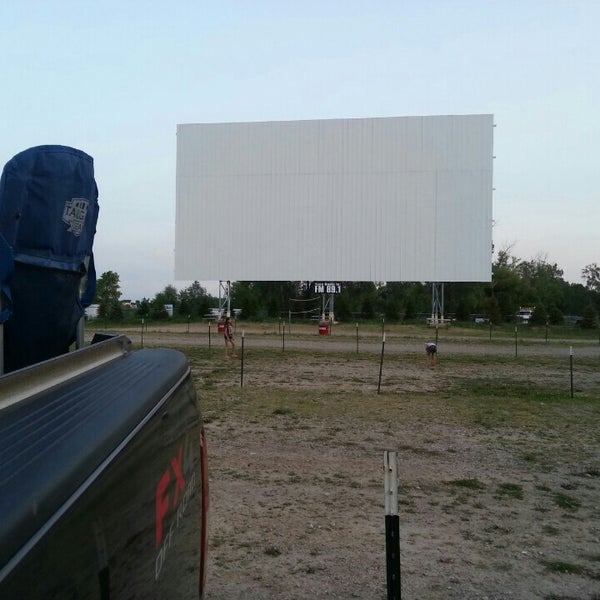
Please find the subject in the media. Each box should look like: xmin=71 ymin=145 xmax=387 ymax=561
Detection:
xmin=155 ymin=470 xmax=171 ymax=548
xmin=171 ymin=445 xmax=186 ymax=507
xmin=155 ymin=444 xmax=187 ymax=548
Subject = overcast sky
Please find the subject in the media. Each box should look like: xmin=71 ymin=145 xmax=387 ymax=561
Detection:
xmin=1 ymin=1 xmax=597 ymax=299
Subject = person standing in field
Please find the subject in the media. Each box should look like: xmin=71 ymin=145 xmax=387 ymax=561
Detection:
xmin=425 ymin=342 xmax=437 ymax=367
xmin=224 ymin=316 xmax=237 ymax=358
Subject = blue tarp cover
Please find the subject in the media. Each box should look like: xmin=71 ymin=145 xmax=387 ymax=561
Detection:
xmin=0 ymin=145 xmax=98 ymax=272
xmin=0 ymin=145 xmax=99 ymax=371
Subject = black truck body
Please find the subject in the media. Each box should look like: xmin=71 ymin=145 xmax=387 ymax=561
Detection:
xmin=0 ymin=335 xmax=208 ymax=599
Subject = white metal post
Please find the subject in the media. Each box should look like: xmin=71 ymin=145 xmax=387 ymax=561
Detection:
xmin=384 ymin=451 xmax=398 ymax=516
xmin=384 ymin=451 xmax=401 ymax=599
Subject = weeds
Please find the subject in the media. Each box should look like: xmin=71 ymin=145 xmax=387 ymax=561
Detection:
xmin=542 ymin=525 xmax=560 ymax=536
xmin=541 ymin=560 xmax=586 ymax=575
xmin=553 ymin=492 xmax=582 ymax=511
xmin=521 ymin=452 xmax=538 ymax=462
xmin=447 ymin=478 xmax=486 ymax=490
xmin=495 ymin=482 xmax=524 ymax=500
xmin=576 ymin=466 xmax=600 ymax=478
xmin=541 ymin=560 xmax=600 ymax=580
xmin=273 ymin=406 xmax=295 ymax=416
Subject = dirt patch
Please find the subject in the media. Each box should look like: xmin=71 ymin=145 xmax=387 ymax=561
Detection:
xmin=97 ymin=324 xmax=600 ymax=599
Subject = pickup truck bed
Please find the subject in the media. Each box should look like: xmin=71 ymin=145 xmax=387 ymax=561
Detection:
xmin=0 ymin=335 xmax=207 ymax=599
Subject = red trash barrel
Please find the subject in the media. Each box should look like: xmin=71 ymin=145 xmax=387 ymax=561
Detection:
xmin=217 ymin=321 xmax=226 ymax=334
xmin=318 ymin=323 xmax=329 ymax=336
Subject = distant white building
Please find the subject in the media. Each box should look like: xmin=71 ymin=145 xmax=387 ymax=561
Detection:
xmin=85 ymin=304 xmax=100 ymax=319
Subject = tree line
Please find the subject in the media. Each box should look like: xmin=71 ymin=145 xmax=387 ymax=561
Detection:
xmin=93 ymin=276 xmax=214 ymax=321
xmin=93 ymin=253 xmax=600 ymax=327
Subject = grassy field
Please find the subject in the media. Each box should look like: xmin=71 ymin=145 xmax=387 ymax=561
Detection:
xmin=90 ymin=322 xmax=600 ymax=599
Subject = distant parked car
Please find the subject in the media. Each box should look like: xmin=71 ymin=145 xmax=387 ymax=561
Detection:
xmin=516 ymin=308 xmax=535 ymax=324
xmin=564 ymin=315 xmax=583 ymax=326
xmin=472 ymin=314 xmax=490 ymax=324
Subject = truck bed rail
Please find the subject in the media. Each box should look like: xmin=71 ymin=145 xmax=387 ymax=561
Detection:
xmin=0 ymin=337 xmax=196 ymax=589
xmin=0 ymin=334 xmax=131 ymax=410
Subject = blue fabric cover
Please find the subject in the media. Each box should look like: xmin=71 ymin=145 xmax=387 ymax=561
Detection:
xmin=0 ymin=234 xmax=13 ymax=324
xmin=0 ymin=145 xmax=99 ymax=371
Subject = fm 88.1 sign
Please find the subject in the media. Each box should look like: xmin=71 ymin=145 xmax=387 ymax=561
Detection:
xmin=312 ymin=282 xmax=342 ymax=294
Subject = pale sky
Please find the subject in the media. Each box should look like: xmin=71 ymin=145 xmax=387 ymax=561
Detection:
xmin=1 ymin=1 xmax=597 ymax=300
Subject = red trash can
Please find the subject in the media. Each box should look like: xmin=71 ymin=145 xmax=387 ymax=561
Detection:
xmin=217 ymin=321 xmax=226 ymax=334
xmin=318 ymin=323 xmax=329 ymax=336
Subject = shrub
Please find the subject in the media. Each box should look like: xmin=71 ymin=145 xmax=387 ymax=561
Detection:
xmin=581 ymin=302 xmax=598 ymax=329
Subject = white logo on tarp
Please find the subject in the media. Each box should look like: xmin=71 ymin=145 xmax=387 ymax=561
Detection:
xmin=62 ymin=198 xmax=88 ymax=236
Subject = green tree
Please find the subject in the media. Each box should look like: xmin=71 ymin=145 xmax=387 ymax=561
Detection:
xmin=379 ymin=282 xmax=410 ymax=321
xmin=530 ymin=304 xmax=548 ymax=325
xmin=333 ymin=291 xmax=352 ymax=321
xmin=152 ymin=285 xmax=179 ymax=318
xmin=229 ymin=282 xmax=304 ymax=319
xmin=484 ymin=295 xmax=502 ymax=325
xmin=397 ymin=283 xmax=429 ymax=320
xmin=445 ymin=282 xmax=487 ymax=321
xmin=178 ymin=281 xmax=211 ymax=317
xmin=490 ymin=265 xmax=523 ymax=322
xmin=94 ymin=271 xmax=122 ymax=320
xmin=403 ymin=295 xmax=417 ymax=320
xmin=489 ymin=248 xmax=563 ymax=322
xmin=231 ymin=282 xmax=261 ymax=319
xmin=581 ymin=302 xmax=598 ymax=329
xmin=547 ymin=304 xmax=564 ymax=325
xmin=562 ymin=283 xmax=590 ymax=315
xmin=384 ymin=295 xmax=402 ymax=321
xmin=582 ymin=263 xmax=600 ymax=293
xmin=518 ymin=257 xmax=567 ymax=315
xmin=361 ymin=294 xmax=376 ymax=319
xmin=136 ymin=298 xmax=151 ymax=318
xmin=328 ymin=282 xmax=379 ymax=321
xmin=255 ymin=282 xmax=299 ymax=318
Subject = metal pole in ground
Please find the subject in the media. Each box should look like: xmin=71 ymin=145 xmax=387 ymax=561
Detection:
xmin=384 ymin=451 xmax=401 ymax=600
xmin=208 ymin=321 xmax=211 ymax=352
xmin=282 ymin=325 xmax=285 ymax=353
xmin=141 ymin=318 xmax=144 ymax=348
xmin=570 ymin=346 xmax=574 ymax=398
xmin=377 ymin=334 xmax=386 ymax=395
xmin=514 ymin=326 xmax=518 ymax=358
xmin=356 ymin=322 xmax=359 ymax=354
xmin=241 ymin=331 xmax=245 ymax=388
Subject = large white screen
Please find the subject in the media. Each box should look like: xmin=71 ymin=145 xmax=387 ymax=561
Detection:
xmin=176 ymin=115 xmax=493 ymax=282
